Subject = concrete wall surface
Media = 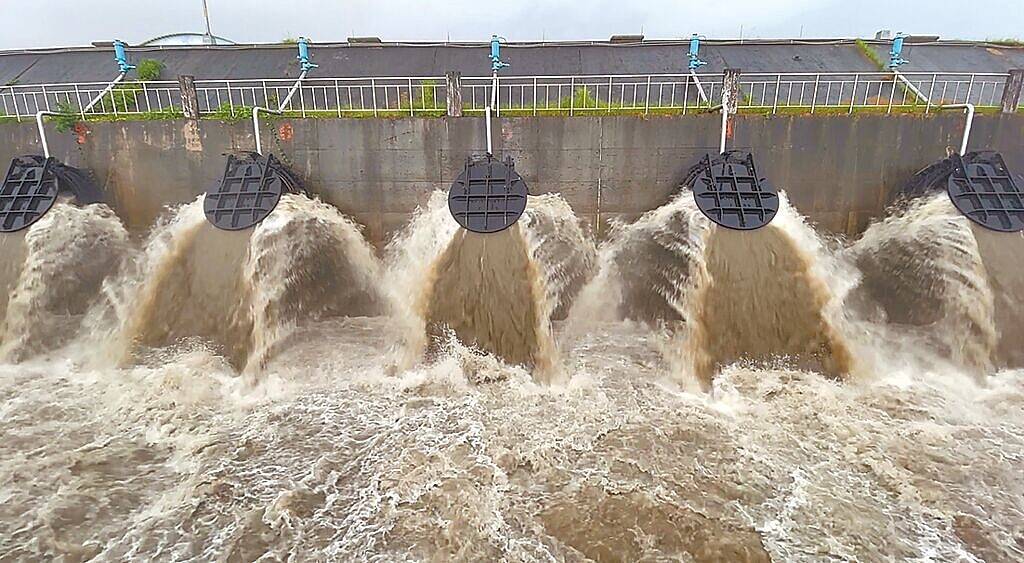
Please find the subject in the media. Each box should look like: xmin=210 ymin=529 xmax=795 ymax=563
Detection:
xmin=1 ymin=113 xmax=1021 ymax=245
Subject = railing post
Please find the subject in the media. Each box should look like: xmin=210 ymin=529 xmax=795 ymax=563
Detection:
xmin=1000 ymin=69 xmax=1024 ymax=114
xmin=179 ymin=75 xmax=200 ymax=120
xmin=445 ymin=71 xmax=463 ymax=117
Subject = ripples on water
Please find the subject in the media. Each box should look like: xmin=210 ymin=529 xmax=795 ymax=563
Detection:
xmin=0 ymin=191 xmax=1022 ymax=562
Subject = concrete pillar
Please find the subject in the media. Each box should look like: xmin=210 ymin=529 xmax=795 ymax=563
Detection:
xmin=178 ymin=75 xmax=202 ymax=152
xmin=178 ymin=75 xmax=200 ymax=120
xmin=446 ymin=71 xmax=463 ymax=117
xmin=1000 ymin=69 xmax=1024 ymax=114
xmin=722 ymin=68 xmax=741 ymax=114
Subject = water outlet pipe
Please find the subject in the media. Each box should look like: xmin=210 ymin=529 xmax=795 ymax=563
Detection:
xmin=253 ymin=37 xmax=317 ymax=155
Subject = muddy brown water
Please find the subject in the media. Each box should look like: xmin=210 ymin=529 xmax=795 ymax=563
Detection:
xmin=0 ymin=190 xmax=1022 ymax=562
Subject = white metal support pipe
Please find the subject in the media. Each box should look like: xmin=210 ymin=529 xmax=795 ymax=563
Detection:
xmin=483 ymin=69 xmax=498 ymax=155
xmin=35 ymin=72 xmax=127 ymax=159
xmin=690 ymin=70 xmax=709 ymax=104
xmin=938 ymin=103 xmax=975 ymax=156
xmin=706 ymin=103 xmax=728 ymax=154
xmin=893 ymin=70 xmax=931 ymax=106
xmin=719 ymin=104 xmax=728 ymax=154
xmin=253 ymin=70 xmax=308 ymax=155
xmin=82 ymin=72 xmax=127 ymax=113
xmin=34 ymin=111 xmax=58 ymax=158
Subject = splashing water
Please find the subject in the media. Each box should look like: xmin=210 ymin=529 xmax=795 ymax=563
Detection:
xmin=686 ymin=194 xmax=856 ymax=386
xmin=849 ymin=194 xmax=999 ymax=374
xmin=0 ymin=202 xmax=128 ymax=361
xmin=92 ymin=194 xmax=380 ymax=372
xmin=388 ymin=191 xmax=591 ymax=382
xmin=1 ymin=186 xmax=1023 ymax=562
xmin=570 ymin=191 xmax=855 ymax=388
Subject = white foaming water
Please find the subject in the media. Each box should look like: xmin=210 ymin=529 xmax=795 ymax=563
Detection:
xmin=384 ymin=190 xmax=593 ymax=380
xmin=242 ymin=195 xmax=382 ymax=374
xmin=90 ymin=194 xmax=380 ymax=373
xmin=0 ymin=202 xmax=128 ymax=361
xmin=569 ymin=191 xmax=857 ymax=388
xmin=1 ymin=190 xmax=1022 ymax=562
xmin=849 ymin=194 xmax=998 ymax=374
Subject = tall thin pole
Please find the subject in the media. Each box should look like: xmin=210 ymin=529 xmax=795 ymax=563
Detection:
xmin=201 ymin=0 xmax=214 ymax=43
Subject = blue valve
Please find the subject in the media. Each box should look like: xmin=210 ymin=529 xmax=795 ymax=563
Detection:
xmin=490 ymin=35 xmax=509 ymax=72
xmin=297 ymin=37 xmax=318 ymax=72
xmin=888 ymin=32 xmax=908 ymax=68
xmin=113 ymin=39 xmax=135 ymax=73
xmin=688 ymin=34 xmax=707 ymax=71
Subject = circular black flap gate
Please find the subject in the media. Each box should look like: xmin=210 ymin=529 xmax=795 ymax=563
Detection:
xmin=448 ymin=155 xmax=528 ymax=233
xmin=946 ymin=153 xmax=1024 ymax=233
xmin=205 ymin=153 xmax=299 ymax=231
xmin=0 ymin=155 xmax=60 ymax=233
xmin=688 ymin=151 xmax=779 ymax=230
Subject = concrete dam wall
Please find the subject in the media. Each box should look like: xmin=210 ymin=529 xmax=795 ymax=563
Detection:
xmin=1 ymin=112 xmax=1021 ymax=244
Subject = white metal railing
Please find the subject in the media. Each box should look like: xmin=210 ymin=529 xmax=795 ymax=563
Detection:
xmin=461 ymin=73 xmax=723 ymax=115
xmin=191 ymin=76 xmax=447 ymax=117
xmin=1 ymin=71 xmax=1019 ymax=120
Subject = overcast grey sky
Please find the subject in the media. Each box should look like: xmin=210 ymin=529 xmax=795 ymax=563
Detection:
xmin=4 ymin=0 xmax=1022 ymax=48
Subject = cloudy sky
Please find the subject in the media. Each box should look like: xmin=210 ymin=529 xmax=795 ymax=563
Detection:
xmin=4 ymin=0 xmax=1022 ymax=48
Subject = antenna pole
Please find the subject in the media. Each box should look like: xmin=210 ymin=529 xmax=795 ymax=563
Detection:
xmin=201 ymin=0 xmax=214 ymax=44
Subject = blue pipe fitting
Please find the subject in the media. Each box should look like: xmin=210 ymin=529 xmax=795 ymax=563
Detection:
xmin=888 ymin=32 xmax=908 ymax=69
xmin=297 ymin=37 xmax=318 ymax=72
xmin=688 ymin=34 xmax=708 ymax=71
xmin=113 ymin=39 xmax=135 ymax=73
xmin=490 ymin=35 xmax=509 ymax=72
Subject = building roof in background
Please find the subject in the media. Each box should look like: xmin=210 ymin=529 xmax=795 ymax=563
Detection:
xmin=1 ymin=38 xmax=1022 ymax=85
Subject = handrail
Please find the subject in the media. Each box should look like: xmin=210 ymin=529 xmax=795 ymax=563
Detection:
xmin=3 ymin=70 xmax=1016 ymax=120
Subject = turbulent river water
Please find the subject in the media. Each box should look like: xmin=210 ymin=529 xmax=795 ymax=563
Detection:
xmin=0 ymin=189 xmax=1022 ymax=562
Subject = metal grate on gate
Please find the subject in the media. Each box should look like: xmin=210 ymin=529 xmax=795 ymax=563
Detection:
xmin=448 ymin=155 xmax=529 ymax=233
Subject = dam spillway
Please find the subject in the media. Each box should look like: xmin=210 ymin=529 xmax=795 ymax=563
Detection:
xmin=0 ymin=35 xmax=1023 ymax=561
